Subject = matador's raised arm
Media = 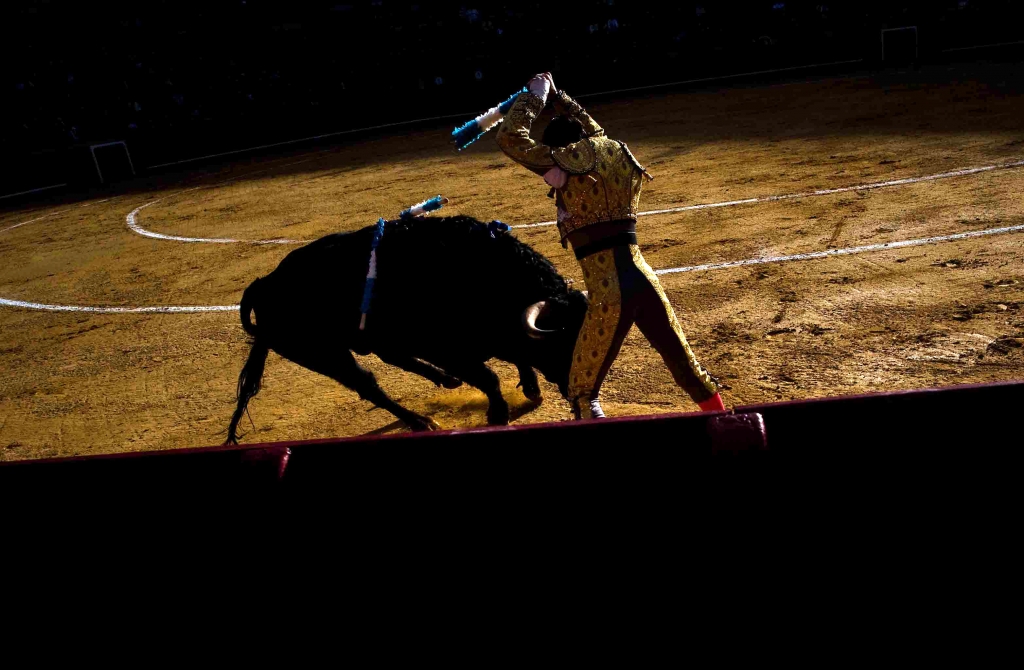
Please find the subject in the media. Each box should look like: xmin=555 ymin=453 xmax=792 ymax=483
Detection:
xmin=494 ymin=91 xmax=556 ymax=175
xmin=550 ymin=90 xmax=604 ymax=140
xmin=495 ymin=77 xmax=605 ymax=176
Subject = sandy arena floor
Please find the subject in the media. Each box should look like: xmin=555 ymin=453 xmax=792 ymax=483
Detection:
xmin=3 ymin=62 xmax=1024 ymax=460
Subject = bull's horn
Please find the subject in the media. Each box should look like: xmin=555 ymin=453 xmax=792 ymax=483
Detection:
xmin=522 ymin=301 xmax=556 ymax=340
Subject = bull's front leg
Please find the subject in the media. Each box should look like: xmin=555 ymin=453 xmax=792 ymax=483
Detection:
xmin=281 ymin=347 xmax=441 ymax=432
xmin=515 ymin=363 xmax=542 ymax=404
xmin=435 ymin=360 xmax=510 ymax=426
xmin=376 ymin=350 xmax=463 ymax=389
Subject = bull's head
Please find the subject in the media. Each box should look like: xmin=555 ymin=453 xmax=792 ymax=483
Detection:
xmin=520 ymin=289 xmax=590 ymax=398
xmin=522 ymin=301 xmax=555 ymax=340
xmin=522 ymin=290 xmax=589 ymax=339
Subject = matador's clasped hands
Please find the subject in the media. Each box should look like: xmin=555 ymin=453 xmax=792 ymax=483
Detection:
xmin=527 ymin=72 xmax=557 ymax=102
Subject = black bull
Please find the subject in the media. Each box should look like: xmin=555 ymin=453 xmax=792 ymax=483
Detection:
xmin=226 ymin=215 xmax=589 ymax=443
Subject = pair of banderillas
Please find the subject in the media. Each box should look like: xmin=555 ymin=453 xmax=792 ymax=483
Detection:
xmin=359 ymin=195 xmax=449 ymax=330
xmin=359 ymin=87 xmax=529 ymax=329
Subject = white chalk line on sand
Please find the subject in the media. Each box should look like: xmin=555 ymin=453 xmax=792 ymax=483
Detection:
xmin=656 ymin=222 xmax=1024 ymax=275
xmin=514 ymin=159 xmax=1024 ymax=229
xmin=2 ymin=154 xmax=318 ymax=240
xmin=124 ymin=155 xmax=323 ymax=244
xmin=122 ymin=158 xmax=1024 ymax=244
xmin=5 ymin=158 xmax=1024 ymax=313
xmin=0 ymin=209 xmax=70 ymax=234
xmin=0 ymin=297 xmax=236 ymax=313
xmin=0 ymin=158 xmax=323 ymax=312
xmin=6 ymin=221 xmax=1024 ymax=313
xmin=127 ymin=201 xmax=298 ymax=244
xmin=0 ymin=198 xmax=117 ymax=234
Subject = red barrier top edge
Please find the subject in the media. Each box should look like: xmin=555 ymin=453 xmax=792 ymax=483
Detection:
xmin=2 ymin=378 xmax=1022 ymax=467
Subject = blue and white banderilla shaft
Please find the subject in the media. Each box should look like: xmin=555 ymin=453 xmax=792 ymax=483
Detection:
xmin=399 ymin=194 xmax=448 ymax=219
xmin=452 ymin=88 xmax=528 ymax=151
xmin=360 ymin=195 xmax=449 ymax=330
xmin=359 ymin=217 xmax=386 ymax=331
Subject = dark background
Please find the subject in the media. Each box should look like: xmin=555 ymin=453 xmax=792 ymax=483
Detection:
xmin=2 ymin=0 xmax=1022 ymax=193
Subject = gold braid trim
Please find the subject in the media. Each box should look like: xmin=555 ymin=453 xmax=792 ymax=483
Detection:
xmin=552 ymin=139 xmax=598 ymax=174
xmin=619 ymin=142 xmax=654 ymax=181
xmin=568 ymin=250 xmax=623 ymax=402
xmin=494 ymin=91 xmax=555 ymax=173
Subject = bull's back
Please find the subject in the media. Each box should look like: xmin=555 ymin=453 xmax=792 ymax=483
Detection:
xmin=367 ymin=218 xmax=564 ymax=351
xmin=248 ymin=217 xmax=566 ymax=351
xmin=254 ymin=227 xmax=374 ymax=338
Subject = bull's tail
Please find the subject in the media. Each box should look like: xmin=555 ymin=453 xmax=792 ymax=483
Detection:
xmin=227 ymin=278 xmax=269 ymax=444
xmin=239 ymin=277 xmax=262 ymax=338
xmin=226 ymin=340 xmax=269 ymax=444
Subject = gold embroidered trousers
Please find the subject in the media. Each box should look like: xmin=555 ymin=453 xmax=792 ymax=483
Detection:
xmin=568 ymin=244 xmax=719 ymax=418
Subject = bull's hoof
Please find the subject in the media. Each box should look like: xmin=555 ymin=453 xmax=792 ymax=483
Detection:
xmin=517 ymin=381 xmax=543 ymax=404
xmin=407 ymin=415 xmax=442 ymax=432
xmin=486 ymin=405 xmax=511 ymax=427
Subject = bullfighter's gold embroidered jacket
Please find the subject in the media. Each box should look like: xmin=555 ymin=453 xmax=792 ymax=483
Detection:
xmin=496 ymin=90 xmax=651 ymax=241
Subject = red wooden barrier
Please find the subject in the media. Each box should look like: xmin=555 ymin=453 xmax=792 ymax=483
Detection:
xmin=2 ymin=380 xmax=1021 ymax=497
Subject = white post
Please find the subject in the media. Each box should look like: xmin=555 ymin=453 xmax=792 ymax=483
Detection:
xmin=90 ymin=146 xmax=104 ymax=184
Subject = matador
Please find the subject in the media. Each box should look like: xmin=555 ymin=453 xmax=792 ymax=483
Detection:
xmin=496 ymin=72 xmax=726 ymax=419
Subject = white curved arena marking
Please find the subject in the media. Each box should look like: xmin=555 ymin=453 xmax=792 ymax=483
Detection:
xmin=1 ymin=195 xmax=121 ymax=235
xmin=123 ymin=159 xmax=1024 ymax=242
xmin=127 ymin=201 xmax=299 ymax=244
xmin=1 ymin=209 xmax=69 ymax=234
xmin=0 ymin=296 xmax=236 ymax=313
xmin=5 ymin=159 xmax=1024 ymax=314
xmin=6 ymin=222 xmax=1023 ymax=313
xmin=124 ymin=155 xmax=321 ymax=244
xmin=656 ymin=222 xmax=1024 ymax=275
xmin=512 ymin=160 xmax=1024 ymax=229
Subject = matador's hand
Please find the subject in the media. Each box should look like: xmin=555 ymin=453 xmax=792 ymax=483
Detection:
xmin=542 ymin=72 xmax=557 ymax=93
xmin=527 ymin=72 xmax=554 ymax=102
